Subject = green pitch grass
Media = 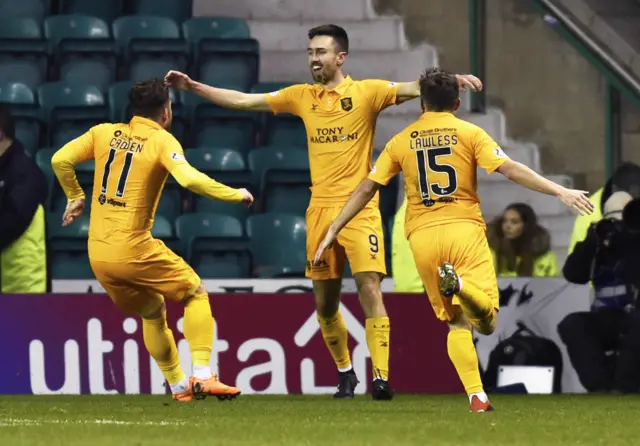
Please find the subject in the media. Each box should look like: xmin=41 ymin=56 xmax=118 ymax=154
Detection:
xmin=1 ymin=395 xmax=639 ymax=445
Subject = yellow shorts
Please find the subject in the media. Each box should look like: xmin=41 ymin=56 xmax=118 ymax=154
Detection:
xmin=90 ymin=240 xmax=201 ymax=316
xmin=409 ymin=222 xmax=499 ymax=322
xmin=305 ymin=205 xmax=386 ymax=280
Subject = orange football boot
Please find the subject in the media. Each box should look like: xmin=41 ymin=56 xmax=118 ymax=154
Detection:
xmin=172 ymin=387 xmax=194 ymax=402
xmin=190 ymin=374 xmax=241 ymax=401
xmin=469 ymin=395 xmax=494 ymax=412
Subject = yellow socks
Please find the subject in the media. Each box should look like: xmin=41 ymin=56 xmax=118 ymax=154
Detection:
xmin=366 ymin=317 xmax=390 ymax=380
xmin=457 ymin=279 xmax=496 ymax=333
xmin=183 ymin=292 xmax=215 ymax=379
xmin=142 ymin=308 xmax=185 ymax=389
xmin=447 ymin=329 xmax=484 ymax=395
xmin=318 ymin=311 xmax=352 ymax=370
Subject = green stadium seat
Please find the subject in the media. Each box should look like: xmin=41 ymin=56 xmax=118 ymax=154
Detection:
xmin=47 ymin=213 xmax=90 ymax=252
xmin=155 ymin=188 xmax=182 ymax=221
xmin=130 ymin=0 xmax=193 ymax=24
xmin=266 ymin=187 xmax=310 ymax=216
xmin=183 ymin=17 xmax=250 ymax=42
xmin=151 ymin=214 xmax=173 ymax=239
xmin=175 ymin=212 xmax=250 ymax=274
xmin=37 ymin=82 xmax=107 ymax=146
xmin=246 ymin=213 xmax=306 ymax=278
xmin=50 ymin=253 xmax=95 ymax=279
xmin=112 ymin=16 xmax=187 ymax=80
xmin=184 ymin=147 xmax=251 ymax=187
xmin=0 ymin=18 xmax=47 ymax=90
xmin=181 ymin=90 xmax=257 ymax=151
xmin=59 ymin=0 xmax=124 ymax=23
xmin=193 ymin=196 xmax=251 ymax=225
xmin=0 ymin=0 xmax=50 ymax=21
xmin=192 ymin=254 xmax=247 ymax=278
xmin=0 ymin=82 xmax=40 ymax=152
xmin=44 ymin=15 xmax=115 ymax=92
xmin=197 ymin=40 xmax=260 ymax=94
xmin=248 ymin=146 xmax=311 ymax=212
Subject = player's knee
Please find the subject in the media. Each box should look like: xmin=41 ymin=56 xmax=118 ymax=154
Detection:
xmin=354 ymin=272 xmax=382 ymax=302
xmin=313 ymin=279 xmax=341 ymax=317
xmin=141 ymin=302 xmax=166 ymax=320
xmin=448 ymin=311 xmax=472 ymax=331
xmin=183 ymin=282 xmax=207 ymax=305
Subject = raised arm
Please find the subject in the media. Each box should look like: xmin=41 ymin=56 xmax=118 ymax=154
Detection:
xmin=159 ymin=136 xmax=253 ymax=206
xmin=497 ymin=159 xmax=594 ymax=215
xmin=165 ymin=70 xmax=271 ymax=112
xmin=395 ymin=74 xmax=484 ymax=104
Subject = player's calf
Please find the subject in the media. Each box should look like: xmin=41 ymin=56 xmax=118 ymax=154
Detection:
xmin=447 ymin=314 xmax=494 ymax=412
xmin=438 ymin=263 xmax=496 ymax=335
xmin=354 ymin=272 xmax=393 ymax=400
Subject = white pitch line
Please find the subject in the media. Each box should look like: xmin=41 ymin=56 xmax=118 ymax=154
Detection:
xmin=0 ymin=418 xmax=187 ymax=427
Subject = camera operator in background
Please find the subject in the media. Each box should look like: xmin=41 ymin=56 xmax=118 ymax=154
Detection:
xmin=559 ymin=191 xmax=640 ymax=393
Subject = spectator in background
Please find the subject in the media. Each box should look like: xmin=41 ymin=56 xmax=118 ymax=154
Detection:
xmin=487 ymin=203 xmax=559 ymax=277
xmin=559 ymin=191 xmax=640 ymax=393
xmin=568 ymin=162 xmax=640 ymax=255
xmin=0 ymin=104 xmax=48 ymax=293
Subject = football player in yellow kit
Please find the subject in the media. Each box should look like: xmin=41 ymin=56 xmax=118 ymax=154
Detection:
xmin=165 ymin=25 xmax=482 ymax=400
xmin=52 ymin=78 xmax=253 ymax=402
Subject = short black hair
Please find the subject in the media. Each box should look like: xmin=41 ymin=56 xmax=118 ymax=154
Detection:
xmin=128 ymin=78 xmax=170 ymax=120
xmin=0 ymin=103 xmax=15 ymax=140
xmin=308 ymin=24 xmax=349 ymax=53
xmin=419 ymin=68 xmax=459 ymax=112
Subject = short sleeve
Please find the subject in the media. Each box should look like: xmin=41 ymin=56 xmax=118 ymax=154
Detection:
xmin=368 ymin=141 xmax=401 ymax=186
xmin=264 ymin=84 xmax=307 ymax=116
xmin=474 ymin=127 xmax=509 ymax=173
xmin=158 ymin=133 xmax=189 ymax=173
xmin=364 ymin=79 xmax=401 ymax=112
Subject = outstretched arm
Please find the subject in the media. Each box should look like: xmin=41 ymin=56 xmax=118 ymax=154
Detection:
xmin=165 ymin=70 xmax=271 ymax=112
xmin=313 ymin=179 xmax=381 ymax=265
xmin=170 ymin=163 xmax=252 ymax=205
xmin=395 ymin=74 xmax=484 ymax=104
xmin=497 ymin=159 xmax=594 ymax=215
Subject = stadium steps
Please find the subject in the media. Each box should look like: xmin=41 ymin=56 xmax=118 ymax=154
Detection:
xmin=193 ymin=0 xmax=574 ymax=253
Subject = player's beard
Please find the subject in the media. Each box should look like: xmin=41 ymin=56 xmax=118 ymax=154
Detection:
xmin=310 ymin=65 xmax=325 ymax=83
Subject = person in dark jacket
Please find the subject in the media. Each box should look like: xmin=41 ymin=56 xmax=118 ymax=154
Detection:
xmin=559 ymin=191 xmax=640 ymax=393
xmin=0 ymin=104 xmax=48 ymax=292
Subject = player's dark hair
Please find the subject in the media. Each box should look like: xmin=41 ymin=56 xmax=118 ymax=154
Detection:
xmin=128 ymin=78 xmax=170 ymax=120
xmin=308 ymin=24 xmax=349 ymax=53
xmin=419 ymin=68 xmax=459 ymax=112
xmin=0 ymin=103 xmax=16 ymax=140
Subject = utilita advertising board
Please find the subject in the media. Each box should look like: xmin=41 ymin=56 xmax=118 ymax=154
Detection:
xmin=0 ymin=293 xmax=463 ymax=395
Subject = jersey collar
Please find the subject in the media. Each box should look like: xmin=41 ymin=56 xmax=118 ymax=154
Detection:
xmin=130 ymin=116 xmax=164 ymax=130
xmin=419 ymin=111 xmax=455 ymax=120
xmin=316 ymin=75 xmax=353 ymax=96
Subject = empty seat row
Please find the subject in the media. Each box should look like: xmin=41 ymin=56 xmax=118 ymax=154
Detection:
xmin=0 ymin=15 xmax=258 ymax=91
xmin=48 ymin=212 xmax=394 ymax=279
xmin=2 ymin=80 xmax=304 ymax=151
xmin=34 ymin=146 xmax=400 ymax=224
xmin=0 ymin=0 xmax=193 ymax=23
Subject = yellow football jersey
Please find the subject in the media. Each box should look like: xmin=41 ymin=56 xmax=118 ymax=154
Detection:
xmin=264 ymin=76 xmax=400 ymax=206
xmin=368 ymin=111 xmax=509 ymax=237
xmin=53 ymin=117 xmax=196 ymax=261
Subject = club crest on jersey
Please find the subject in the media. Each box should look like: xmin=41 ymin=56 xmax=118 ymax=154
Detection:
xmin=340 ymin=97 xmax=353 ymax=111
